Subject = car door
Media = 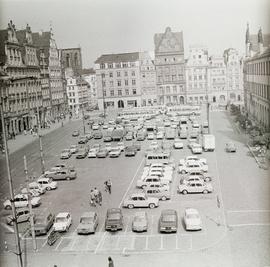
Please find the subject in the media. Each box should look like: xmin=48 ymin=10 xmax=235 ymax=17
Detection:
xmin=195 ymin=183 xmax=203 ymax=193
xmin=138 ymin=196 xmax=147 ymax=207
xmin=188 ymin=183 xmax=197 ymax=193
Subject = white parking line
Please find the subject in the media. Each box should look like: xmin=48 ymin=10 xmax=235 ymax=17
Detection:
xmin=160 ymin=235 xmax=163 ymax=250
xmin=190 ymin=235 xmax=193 ymax=250
xmin=227 ymin=210 xmax=270 ymax=213
xmin=229 ymin=223 xmax=270 ymax=227
xmin=41 ymin=239 xmax=48 ymax=248
xmin=54 ymin=237 xmax=63 ymax=251
xmin=124 ymin=216 xmax=130 ymax=233
xmin=150 ymin=215 xmax=154 ymax=235
xmin=118 ymin=157 xmax=144 ymax=208
xmin=115 ymin=236 xmax=120 ymax=250
xmin=145 ymin=236 xmax=149 ymax=250
xmin=130 ymin=236 xmax=135 ymax=250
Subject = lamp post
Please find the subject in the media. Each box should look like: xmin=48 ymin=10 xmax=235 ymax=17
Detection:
xmin=101 ymin=74 xmax=106 ymax=118
xmin=0 ymin=78 xmax=23 ymax=267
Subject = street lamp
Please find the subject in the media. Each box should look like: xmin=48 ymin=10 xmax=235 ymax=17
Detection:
xmin=0 ymin=77 xmax=23 ymax=267
xmin=101 ymin=74 xmax=106 ymax=118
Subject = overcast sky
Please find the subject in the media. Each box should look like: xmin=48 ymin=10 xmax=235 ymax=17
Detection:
xmin=0 ymin=0 xmax=269 ymax=68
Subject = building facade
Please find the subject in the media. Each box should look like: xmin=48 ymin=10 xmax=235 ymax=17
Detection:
xmin=154 ymin=27 xmax=186 ymax=105
xmin=244 ymin=25 xmax=270 ymax=131
xmin=0 ymin=21 xmax=42 ymax=135
xmin=139 ymin=51 xmax=157 ymax=106
xmin=95 ymin=52 xmax=142 ymax=110
xmin=61 ymin=48 xmax=82 ymax=76
xmin=185 ymin=45 xmax=209 ymax=104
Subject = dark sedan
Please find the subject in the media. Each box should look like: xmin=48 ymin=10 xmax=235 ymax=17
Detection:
xmin=76 ymin=148 xmax=88 ymax=159
xmin=96 ymin=148 xmax=109 ymax=158
xmin=34 ymin=212 xmax=55 ymax=236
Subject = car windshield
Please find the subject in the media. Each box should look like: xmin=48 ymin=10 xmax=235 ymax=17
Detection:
xmin=162 ymin=214 xmax=176 ymax=222
xmin=134 ymin=217 xmax=145 ymax=222
xmin=62 ymin=149 xmax=69 ymax=153
xmin=187 ymin=214 xmax=199 ymax=219
xmin=70 ymin=145 xmax=77 ymax=148
xmin=80 ymin=217 xmax=93 ymax=224
xmin=55 ymin=217 xmax=67 ymax=223
xmin=35 ymin=217 xmax=46 ymax=224
xmin=108 ymin=213 xmax=121 ymax=220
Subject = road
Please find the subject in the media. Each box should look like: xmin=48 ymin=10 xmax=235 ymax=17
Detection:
xmin=0 ymin=108 xmax=269 ymax=267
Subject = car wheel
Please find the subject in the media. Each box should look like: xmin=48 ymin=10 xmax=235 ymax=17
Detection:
xmin=181 ymin=170 xmax=186 ymax=174
xmin=149 ymin=203 xmax=155 ymax=209
xmin=128 ymin=204 xmax=134 ymax=209
xmin=182 ymin=190 xmax=188 ymax=195
xmin=46 ymin=187 xmax=51 ymax=191
xmin=5 ymin=205 xmax=12 ymax=210
xmin=161 ymin=196 xmax=167 ymax=201
xmin=203 ymin=190 xmax=209 ymax=194
xmin=66 ymin=177 xmax=70 ymax=181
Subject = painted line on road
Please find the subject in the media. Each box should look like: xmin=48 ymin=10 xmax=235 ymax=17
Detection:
xmin=160 ymin=235 xmax=163 ymax=250
xmin=124 ymin=216 xmax=130 ymax=233
xmin=145 ymin=235 xmax=149 ymax=250
xmin=227 ymin=210 xmax=270 ymax=213
xmin=118 ymin=157 xmax=145 ymax=208
xmin=54 ymin=237 xmax=63 ymax=251
xmin=150 ymin=215 xmax=154 ymax=235
xmin=41 ymin=239 xmax=48 ymax=248
xmin=229 ymin=223 xmax=270 ymax=227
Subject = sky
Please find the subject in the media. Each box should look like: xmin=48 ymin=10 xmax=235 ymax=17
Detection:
xmin=0 ymin=0 xmax=269 ymax=68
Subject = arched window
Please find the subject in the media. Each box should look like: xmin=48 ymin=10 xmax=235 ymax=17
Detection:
xmin=66 ymin=54 xmax=70 ymax=67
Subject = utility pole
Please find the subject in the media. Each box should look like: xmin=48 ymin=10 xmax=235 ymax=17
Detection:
xmin=39 ymin=134 xmax=45 ymax=174
xmin=82 ymin=106 xmax=86 ymax=135
xmin=207 ymin=102 xmax=210 ymax=134
xmin=101 ymin=74 xmax=106 ymax=118
xmin=23 ymin=155 xmax=37 ymax=251
xmin=0 ymin=97 xmax=23 ymax=267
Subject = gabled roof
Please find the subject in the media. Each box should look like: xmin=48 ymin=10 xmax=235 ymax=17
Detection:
xmin=32 ymin=32 xmax=51 ymax=48
xmin=95 ymin=52 xmax=139 ymax=64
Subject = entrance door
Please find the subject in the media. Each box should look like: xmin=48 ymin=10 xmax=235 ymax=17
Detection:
xmin=118 ymin=100 xmax=124 ymax=108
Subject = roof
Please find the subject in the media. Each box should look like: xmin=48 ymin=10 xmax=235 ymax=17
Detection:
xmin=249 ymin=34 xmax=270 ymax=53
xmin=246 ymin=46 xmax=270 ymax=61
xmin=80 ymin=68 xmax=95 ymax=75
xmin=95 ymin=52 xmax=139 ymax=64
xmin=32 ymin=32 xmax=51 ymax=48
xmin=56 ymin=212 xmax=70 ymax=217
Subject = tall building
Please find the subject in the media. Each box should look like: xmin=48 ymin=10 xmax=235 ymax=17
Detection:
xmin=154 ymin=27 xmax=186 ymax=105
xmin=0 ymin=21 xmax=42 ymax=134
xmin=139 ymin=51 xmax=157 ymax=106
xmin=32 ymin=29 xmax=66 ymax=120
xmin=61 ymin=48 xmax=82 ymax=76
xmin=244 ymin=24 xmax=270 ymax=131
xmin=185 ymin=45 xmax=209 ymax=104
xmin=95 ymin=52 xmax=142 ymax=110
xmin=223 ymin=48 xmax=243 ymax=103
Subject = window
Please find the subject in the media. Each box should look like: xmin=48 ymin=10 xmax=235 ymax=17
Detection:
xmin=118 ymin=90 xmax=122 ymax=96
xmin=100 ymin=63 xmax=105 ymax=69
xmin=132 ymin=89 xmax=136 ymax=95
xmin=125 ymin=89 xmax=129 ymax=95
xmin=130 ymin=62 xmax=136 ymax=67
xmin=108 ymin=63 xmax=113 ymax=68
xmin=124 ymin=71 xmax=128 ymax=76
xmin=109 ymin=81 xmax=114 ymax=86
xmin=173 ymin=86 xmax=177 ymax=93
xmin=110 ymin=90 xmax=114 ymax=96
xmin=103 ymin=90 xmax=106 ymax=96
xmin=132 ymin=79 xmax=136 ymax=85
xmin=122 ymin=63 xmax=128 ymax=68
xmin=109 ymin=72 xmax=113 ymax=78
xmin=117 ymin=80 xmax=121 ymax=87
xmin=102 ymin=81 xmax=106 ymax=87
xmin=131 ymin=71 xmax=135 ymax=76
xmin=117 ymin=71 xmax=121 ymax=77
xmin=172 ymin=75 xmax=176 ymax=81
xmin=116 ymin=63 xmax=121 ymax=68
xmin=166 ymin=86 xmax=170 ymax=94
xmin=125 ymin=80 xmax=128 ymax=86
xmin=101 ymin=73 xmax=105 ymax=78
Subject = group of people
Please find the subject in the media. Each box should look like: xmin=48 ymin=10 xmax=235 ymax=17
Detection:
xmin=89 ymin=179 xmax=112 ymax=207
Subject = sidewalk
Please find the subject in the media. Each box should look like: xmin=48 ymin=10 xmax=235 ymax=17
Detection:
xmin=3 ymin=118 xmax=70 ymax=155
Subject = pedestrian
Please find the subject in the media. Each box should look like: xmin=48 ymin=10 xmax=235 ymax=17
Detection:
xmin=108 ymin=256 xmax=114 ymax=267
xmin=97 ymin=191 xmax=102 ymax=206
xmin=93 ymin=187 xmax=99 ymax=204
xmin=90 ymin=190 xmax=96 ymax=207
xmin=107 ymin=179 xmax=112 ymax=194
xmin=24 ymin=130 xmax=27 ymax=135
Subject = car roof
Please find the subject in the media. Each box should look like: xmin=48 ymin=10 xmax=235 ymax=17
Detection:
xmin=130 ymin=193 xmax=146 ymax=198
xmin=185 ymin=208 xmax=199 ymax=214
xmin=56 ymin=212 xmax=70 ymax=218
xmin=81 ymin=211 xmax=96 ymax=218
xmin=161 ymin=209 xmax=177 ymax=215
xmin=135 ymin=211 xmax=147 ymax=217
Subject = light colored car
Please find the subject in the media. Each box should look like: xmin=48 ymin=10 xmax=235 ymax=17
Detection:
xmin=6 ymin=207 xmax=33 ymax=225
xmin=70 ymin=145 xmax=78 ymax=154
xmin=28 ymin=182 xmax=47 ymax=194
xmin=226 ymin=142 xmax=236 ymax=152
xmin=147 ymin=132 xmax=155 ymax=140
xmin=149 ymin=141 xmax=159 ymax=150
xmin=184 ymin=208 xmax=202 ymax=231
xmin=180 ymin=175 xmax=205 ymax=185
xmin=125 ymin=132 xmax=133 ymax=140
xmin=192 ymin=143 xmax=203 ymax=154
xmin=178 ymin=160 xmax=208 ymax=174
xmin=143 ymin=182 xmax=170 ymax=192
xmin=72 ymin=130 xmax=80 ymax=137
xmin=109 ymin=147 xmax=121 ymax=158
xmin=48 ymin=163 xmax=75 ymax=172
xmin=144 ymin=188 xmax=171 ymax=201
xmin=174 ymin=139 xmax=184 ymax=149
xmin=3 ymin=194 xmax=41 ymax=210
xmin=96 ymin=148 xmax=109 ymax=158
xmin=159 ymin=209 xmax=178 ymax=233
xmin=88 ymin=148 xmax=99 ymax=158
xmin=53 ymin=212 xmax=72 ymax=232
xmin=92 ymin=143 xmax=101 ymax=150
xmin=103 ymin=123 xmax=109 ymax=129
xmin=189 ymin=129 xmax=199 ymax=139
xmin=60 ymin=149 xmax=71 ymax=159
xmin=21 ymin=188 xmax=41 ymax=197
xmin=46 ymin=169 xmax=77 ymax=181
xmin=77 ymin=211 xmax=98 ymax=234
xmin=92 ymin=123 xmax=100 ymax=130
xmin=132 ymin=211 xmax=148 ymax=232
xmin=37 ymin=176 xmax=58 ymax=190
xmin=137 ymin=176 xmax=170 ymax=188
xmin=125 ymin=146 xmax=137 ymax=156
xmin=123 ymin=193 xmax=159 ymax=209
xmin=192 ymin=122 xmax=200 ymax=129
xmin=179 ymin=156 xmax=207 ymax=165
xmin=117 ymin=142 xmax=125 ymax=152
xmin=178 ymin=181 xmax=213 ymax=194
xmin=187 ymin=138 xmax=197 ymax=148
xmin=156 ymin=131 xmax=164 ymax=140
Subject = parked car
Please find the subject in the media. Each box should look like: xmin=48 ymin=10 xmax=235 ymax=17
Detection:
xmin=72 ymin=130 xmax=80 ymax=137
xmin=173 ymin=139 xmax=184 ymax=149
xmin=156 ymin=131 xmax=164 ymax=140
xmin=125 ymin=132 xmax=133 ymax=140
xmin=178 ymin=160 xmax=208 ymax=174
xmin=60 ymin=149 xmax=71 ymax=159
xmin=77 ymin=212 xmax=98 ymax=234
xmin=34 ymin=212 xmax=55 ymax=236
xmin=132 ymin=211 xmax=148 ymax=232
xmin=78 ymin=136 xmax=88 ymax=144
xmin=105 ymin=208 xmax=123 ymax=231
xmin=178 ymin=181 xmax=213 ymax=194
xmin=137 ymin=176 xmax=169 ymax=188
xmin=21 ymin=188 xmax=41 ymax=197
xmin=159 ymin=209 xmax=178 ymax=233
xmin=76 ymin=148 xmax=88 ymax=159
xmin=3 ymin=194 xmax=41 ymax=209
xmin=53 ymin=212 xmax=72 ymax=232
xmin=132 ymin=141 xmax=141 ymax=151
xmin=147 ymin=132 xmax=155 ymax=140
xmin=92 ymin=123 xmax=100 ymax=130
xmin=96 ymin=148 xmax=109 ymax=158
xmin=123 ymin=193 xmax=159 ymax=209
xmin=37 ymin=176 xmax=58 ymax=190
xmin=46 ymin=169 xmax=77 ymax=181
xmin=184 ymin=208 xmax=202 ymax=231
xmin=109 ymin=147 xmax=121 ymax=158
xmin=179 ymin=156 xmax=207 ymax=165
xmin=6 ymin=207 xmax=33 ymax=225
xmin=144 ymin=188 xmax=171 ymax=201
xmin=47 ymin=163 xmax=75 ymax=173
xmin=28 ymin=182 xmax=47 ymax=194
xmin=70 ymin=144 xmax=78 ymax=154
xmin=88 ymin=148 xmax=99 ymax=158
xmin=226 ymin=142 xmax=236 ymax=152
xmin=117 ymin=142 xmax=125 ymax=152
xmin=93 ymin=131 xmax=103 ymax=139
xmin=125 ymin=146 xmax=137 ymax=157
xmin=191 ymin=143 xmax=203 ymax=154
xmin=143 ymin=182 xmax=170 ymax=192
xmin=104 ymin=143 xmax=113 ymax=152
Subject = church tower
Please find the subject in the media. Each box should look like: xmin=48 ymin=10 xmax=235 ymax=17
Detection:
xmin=245 ymin=23 xmax=250 ymax=57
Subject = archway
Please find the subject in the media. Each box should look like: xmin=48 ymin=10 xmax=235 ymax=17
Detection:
xmin=220 ymin=95 xmax=226 ymax=102
xmin=230 ymin=93 xmax=236 ymax=101
xmin=213 ymin=96 xmax=216 ymax=103
xmin=238 ymin=95 xmax=241 ymax=101
xmin=179 ymin=96 xmax=184 ymax=104
xmin=118 ymin=100 xmax=124 ymax=108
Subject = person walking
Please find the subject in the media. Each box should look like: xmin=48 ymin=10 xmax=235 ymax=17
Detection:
xmin=107 ymin=179 xmax=112 ymax=194
xmin=93 ymin=187 xmax=99 ymax=204
xmin=108 ymin=257 xmax=114 ymax=267
xmin=90 ymin=190 xmax=96 ymax=207
xmin=97 ymin=190 xmax=102 ymax=206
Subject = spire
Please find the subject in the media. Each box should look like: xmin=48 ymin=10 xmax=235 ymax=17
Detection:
xmin=258 ymin=27 xmax=263 ymax=44
xmin=245 ymin=22 xmax=250 ymax=44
